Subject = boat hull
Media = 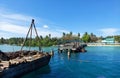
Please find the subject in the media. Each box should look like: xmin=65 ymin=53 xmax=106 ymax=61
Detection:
xmin=0 ymin=54 xmax=51 ymax=78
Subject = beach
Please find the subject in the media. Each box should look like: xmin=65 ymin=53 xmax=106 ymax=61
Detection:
xmin=87 ymin=43 xmax=120 ymax=46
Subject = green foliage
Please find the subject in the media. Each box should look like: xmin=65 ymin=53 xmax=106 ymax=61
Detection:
xmin=81 ymin=32 xmax=98 ymax=43
xmin=90 ymin=33 xmax=98 ymax=42
xmin=114 ymin=35 xmax=120 ymax=42
xmin=0 ymin=32 xmax=111 ymax=46
xmin=0 ymin=36 xmax=59 ymax=47
xmin=0 ymin=37 xmax=5 ymax=44
xmin=82 ymin=32 xmax=90 ymax=43
xmin=78 ymin=33 xmax=80 ymax=38
xmin=62 ymin=32 xmax=80 ymax=43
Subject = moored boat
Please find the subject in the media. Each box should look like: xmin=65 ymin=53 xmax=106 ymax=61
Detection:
xmin=0 ymin=50 xmax=51 ymax=78
xmin=0 ymin=19 xmax=51 ymax=78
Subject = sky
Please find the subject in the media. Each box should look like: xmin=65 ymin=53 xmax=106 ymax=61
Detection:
xmin=0 ymin=0 xmax=120 ymax=38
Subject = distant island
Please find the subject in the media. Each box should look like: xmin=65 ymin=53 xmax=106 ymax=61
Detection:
xmin=0 ymin=32 xmax=120 ymax=47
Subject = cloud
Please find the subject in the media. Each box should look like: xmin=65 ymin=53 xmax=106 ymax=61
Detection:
xmin=56 ymin=29 xmax=69 ymax=33
xmin=0 ymin=9 xmax=32 ymax=38
xmin=98 ymin=28 xmax=119 ymax=36
xmin=0 ymin=8 xmax=69 ymax=38
xmin=0 ymin=8 xmax=33 ymax=22
xmin=0 ymin=13 xmax=32 ymax=22
xmin=43 ymin=25 xmax=49 ymax=28
xmin=0 ymin=22 xmax=28 ymax=34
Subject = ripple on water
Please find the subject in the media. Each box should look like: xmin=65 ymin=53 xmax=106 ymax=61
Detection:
xmin=1 ymin=45 xmax=120 ymax=78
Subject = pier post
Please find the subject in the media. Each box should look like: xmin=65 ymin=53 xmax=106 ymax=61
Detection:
xmin=67 ymin=49 xmax=70 ymax=56
xmin=50 ymin=49 xmax=54 ymax=56
xmin=41 ymin=49 xmax=43 ymax=53
xmin=58 ymin=49 xmax=60 ymax=53
xmin=67 ymin=49 xmax=71 ymax=60
xmin=60 ymin=50 xmax=63 ymax=53
xmin=68 ymin=55 xmax=70 ymax=60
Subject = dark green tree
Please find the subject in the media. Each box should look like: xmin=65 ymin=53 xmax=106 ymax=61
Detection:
xmin=90 ymin=33 xmax=98 ymax=42
xmin=63 ymin=32 xmax=65 ymax=37
xmin=82 ymin=32 xmax=90 ymax=43
xmin=78 ymin=33 xmax=80 ymax=38
xmin=70 ymin=31 xmax=72 ymax=36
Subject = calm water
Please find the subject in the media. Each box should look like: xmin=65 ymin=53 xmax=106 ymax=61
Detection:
xmin=1 ymin=45 xmax=120 ymax=78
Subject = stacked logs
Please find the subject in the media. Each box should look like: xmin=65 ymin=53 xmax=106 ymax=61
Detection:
xmin=0 ymin=50 xmax=43 ymax=61
xmin=0 ymin=50 xmax=10 ymax=61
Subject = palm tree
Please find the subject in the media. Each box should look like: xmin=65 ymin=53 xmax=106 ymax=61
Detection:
xmin=63 ymin=32 xmax=65 ymax=37
xmin=70 ymin=31 xmax=72 ymax=36
xmin=49 ymin=34 xmax=51 ymax=39
xmin=78 ymin=33 xmax=80 ymax=38
xmin=40 ymin=35 xmax=43 ymax=40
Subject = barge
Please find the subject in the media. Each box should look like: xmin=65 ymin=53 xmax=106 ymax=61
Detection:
xmin=0 ymin=19 xmax=51 ymax=78
xmin=0 ymin=51 xmax=51 ymax=78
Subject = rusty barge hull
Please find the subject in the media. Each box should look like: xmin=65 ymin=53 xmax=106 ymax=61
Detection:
xmin=0 ymin=19 xmax=52 ymax=78
xmin=1 ymin=54 xmax=51 ymax=78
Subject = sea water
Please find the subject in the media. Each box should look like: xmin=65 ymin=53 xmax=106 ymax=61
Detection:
xmin=0 ymin=45 xmax=120 ymax=78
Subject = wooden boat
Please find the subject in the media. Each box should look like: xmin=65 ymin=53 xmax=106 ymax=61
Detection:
xmin=0 ymin=19 xmax=51 ymax=78
xmin=0 ymin=50 xmax=51 ymax=78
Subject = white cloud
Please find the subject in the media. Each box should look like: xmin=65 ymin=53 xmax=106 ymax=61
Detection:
xmin=0 ymin=13 xmax=32 ymax=22
xmin=98 ymin=28 xmax=119 ymax=36
xmin=56 ymin=29 xmax=69 ymax=33
xmin=43 ymin=25 xmax=49 ymax=28
xmin=0 ymin=9 xmax=33 ymax=22
xmin=0 ymin=8 xmax=69 ymax=38
xmin=0 ymin=32 xmax=9 ymax=38
xmin=0 ymin=22 xmax=28 ymax=34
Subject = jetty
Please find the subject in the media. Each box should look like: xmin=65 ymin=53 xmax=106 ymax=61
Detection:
xmin=58 ymin=42 xmax=87 ymax=53
xmin=0 ymin=19 xmax=51 ymax=78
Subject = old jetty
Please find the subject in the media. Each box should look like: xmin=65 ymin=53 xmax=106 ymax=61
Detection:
xmin=58 ymin=42 xmax=87 ymax=53
xmin=0 ymin=19 xmax=51 ymax=78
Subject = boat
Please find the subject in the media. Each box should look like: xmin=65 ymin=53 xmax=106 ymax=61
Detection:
xmin=0 ymin=51 xmax=51 ymax=78
xmin=0 ymin=19 xmax=51 ymax=78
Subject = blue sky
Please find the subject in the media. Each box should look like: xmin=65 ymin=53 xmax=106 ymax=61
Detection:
xmin=0 ymin=0 xmax=120 ymax=38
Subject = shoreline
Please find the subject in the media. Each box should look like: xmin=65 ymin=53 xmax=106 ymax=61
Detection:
xmin=87 ymin=44 xmax=120 ymax=47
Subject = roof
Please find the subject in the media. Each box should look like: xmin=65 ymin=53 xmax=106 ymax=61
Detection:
xmin=101 ymin=38 xmax=115 ymax=43
xmin=105 ymin=38 xmax=114 ymax=41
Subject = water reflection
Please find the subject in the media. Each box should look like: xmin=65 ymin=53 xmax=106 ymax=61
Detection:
xmin=68 ymin=55 xmax=71 ymax=60
xmin=22 ymin=65 xmax=51 ymax=78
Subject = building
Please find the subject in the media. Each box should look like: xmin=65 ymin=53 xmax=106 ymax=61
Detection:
xmin=101 ymin=38 xmax=115 ymax=44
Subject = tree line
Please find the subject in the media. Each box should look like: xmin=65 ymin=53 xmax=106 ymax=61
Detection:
xmin=0 ymin=32 xmax=119 ymax=46
xmin=0 ymin=35 xmax=58 ymax=47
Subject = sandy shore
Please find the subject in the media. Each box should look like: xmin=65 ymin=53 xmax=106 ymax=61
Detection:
xmin=87 ymin=43 xmax=120 ymax=46
xmin=87 ymin=45 xmax=120 ymax=46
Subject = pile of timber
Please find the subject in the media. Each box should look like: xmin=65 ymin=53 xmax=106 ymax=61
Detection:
xmin=0 ymin=50 xmax=45 ymax=61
